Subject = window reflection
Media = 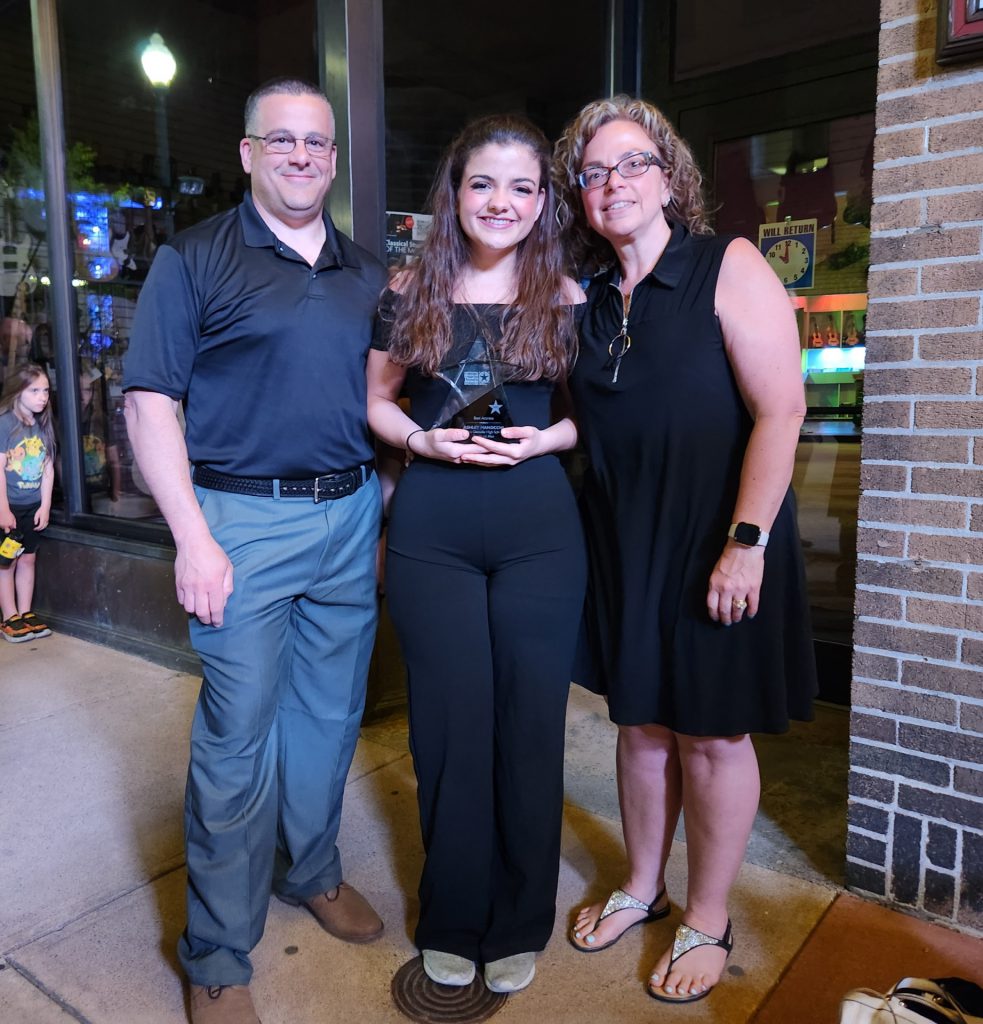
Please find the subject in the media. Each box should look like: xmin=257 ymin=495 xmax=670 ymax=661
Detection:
xmin=1 ymin=0 xmax=318 ymax=522
xmin=71 ymin=188 xmax=159 ymax=518
xmin=1 ymin=4 xmax=44 ymax=408
xmin=714 ymin=114 xmax=874 ymax=295
xmin=714 ymin=113 xmax=874 ymax=649
xmin=78 ymin=363 xmax=122 ymax=510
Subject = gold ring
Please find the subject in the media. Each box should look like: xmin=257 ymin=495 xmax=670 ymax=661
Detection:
xmin=733 ymin=598 xmax=748 ymax=610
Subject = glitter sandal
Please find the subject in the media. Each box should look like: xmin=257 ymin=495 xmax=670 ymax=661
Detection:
xmin=570 ymin=886 xmax=670 ymax=953
xmin=649 ymin=919 xmax=733 ymax=1004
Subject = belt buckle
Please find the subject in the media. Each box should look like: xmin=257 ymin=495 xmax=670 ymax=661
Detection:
xmin=313 ymin=468 xmax=361 ymax=503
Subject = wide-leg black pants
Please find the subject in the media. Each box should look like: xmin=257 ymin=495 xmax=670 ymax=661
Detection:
xmin=385 ymin=456 xmax=586 ymax=963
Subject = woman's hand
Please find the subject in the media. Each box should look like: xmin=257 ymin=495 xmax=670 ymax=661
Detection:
xmin=707 ymin=541 xmax=764 ymax=626
xmin=459 ymin=425 xmax=548 ymax=466
xmin=407 ymin=427 xmax=484 ymax=464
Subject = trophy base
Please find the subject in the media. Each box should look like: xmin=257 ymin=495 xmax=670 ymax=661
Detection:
xmin=448 ymin=391 xmax=517 ymax=443
xmin=451 ymin=414 xmax=517 ymax=444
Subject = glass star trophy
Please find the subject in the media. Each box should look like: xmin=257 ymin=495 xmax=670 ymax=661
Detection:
xmin=431 ymin=336 xmax=519 ymax=442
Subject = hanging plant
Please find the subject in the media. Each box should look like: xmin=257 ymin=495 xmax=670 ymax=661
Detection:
xmin=823 ymin=242 xmax=869 ymax=271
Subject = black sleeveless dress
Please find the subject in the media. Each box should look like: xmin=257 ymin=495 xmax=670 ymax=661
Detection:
xmin=569 ymin=223 xmax=817 ymax=736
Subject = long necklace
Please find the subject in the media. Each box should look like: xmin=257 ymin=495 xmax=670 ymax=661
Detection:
xmin=609 ymin=286 xmax=633 ymax=383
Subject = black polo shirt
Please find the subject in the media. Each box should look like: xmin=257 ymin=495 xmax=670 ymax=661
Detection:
xmin=123 ymin=191 xmax=387 ymax=477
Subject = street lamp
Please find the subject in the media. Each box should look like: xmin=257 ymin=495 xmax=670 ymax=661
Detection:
xmin=140 ymin=33 xmax=176 ymax=189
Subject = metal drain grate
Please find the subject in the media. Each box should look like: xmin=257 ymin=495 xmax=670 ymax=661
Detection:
xmin=391 ymin=957 xmax=508 ymax=1023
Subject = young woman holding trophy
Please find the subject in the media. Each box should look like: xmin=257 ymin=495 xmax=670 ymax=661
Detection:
xmin=367 ymin=114 xmax=585 ymax=994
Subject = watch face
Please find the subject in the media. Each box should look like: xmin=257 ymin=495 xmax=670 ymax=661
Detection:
xmin=764 ymin=238 xmax=810 ymax=286
xmin=733 ymin=522 xmax=761 ymax=546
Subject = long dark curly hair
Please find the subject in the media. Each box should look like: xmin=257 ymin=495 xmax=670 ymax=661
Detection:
xmin=553 ymin=95 xmax=712 ymax=271
xmin=385 ymin=114 xmax=575 ymax=382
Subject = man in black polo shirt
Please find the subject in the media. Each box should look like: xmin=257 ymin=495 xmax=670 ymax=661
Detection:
xmin=124 ymin=78 xmax=387 ymax=1024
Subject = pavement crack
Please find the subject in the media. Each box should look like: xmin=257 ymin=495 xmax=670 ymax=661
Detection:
xmin=3 ymin=956 xmax=95 ymax=1023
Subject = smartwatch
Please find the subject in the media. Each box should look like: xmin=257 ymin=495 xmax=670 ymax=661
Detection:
xmin=728 ymin=522 xmax=769 ymax=548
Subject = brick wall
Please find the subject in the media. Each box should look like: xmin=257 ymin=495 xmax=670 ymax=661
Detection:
xmin=848 ymin=0 xmax=983 ymax=933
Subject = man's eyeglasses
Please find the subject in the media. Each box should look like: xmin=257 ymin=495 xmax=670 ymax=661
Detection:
xmin=576 ymin=151 xmax=665 ymax=191
xmin=248 ymin=132 xmax=335 ymax=157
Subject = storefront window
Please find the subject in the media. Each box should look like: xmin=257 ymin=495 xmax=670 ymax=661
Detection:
xmin=714 ymin=113 xmax=874 ymax=651
xmin=1 ymin=2 xmax=41 ymax=401
xmin=2 ymin=0 xmax=318 ymax=525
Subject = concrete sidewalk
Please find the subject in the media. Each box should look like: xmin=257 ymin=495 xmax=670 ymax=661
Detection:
xmin=0 ymin=632 xmax=847 ymax=1023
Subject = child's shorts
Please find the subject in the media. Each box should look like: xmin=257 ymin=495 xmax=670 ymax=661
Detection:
xmin=8 ymin=503 xmax=44 ymax=555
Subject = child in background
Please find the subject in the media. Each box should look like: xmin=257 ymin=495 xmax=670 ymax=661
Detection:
xmin=0 ymin=364 xmax=55 ymax=642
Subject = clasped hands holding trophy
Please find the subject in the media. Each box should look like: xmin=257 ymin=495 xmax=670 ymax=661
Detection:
xmin=414 ymin=335 xmax=547 ymax=467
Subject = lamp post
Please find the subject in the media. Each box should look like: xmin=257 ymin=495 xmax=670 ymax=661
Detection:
xmin=140 ymin=33 xmax=176 ymax=189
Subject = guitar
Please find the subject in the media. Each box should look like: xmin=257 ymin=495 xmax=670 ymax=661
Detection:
xmin=843 ymin=315 xmax=862 ymax=347
xmin=3 ymin=279 xmax=33 ymax=387
xmin=1 ymin=192 xmax=40 ymax=299
xmin=1 ymin=237 xmax=34 ymax=299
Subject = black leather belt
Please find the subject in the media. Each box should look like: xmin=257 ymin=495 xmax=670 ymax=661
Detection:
xmin=192 ymin=463 xmax=374 ymax=503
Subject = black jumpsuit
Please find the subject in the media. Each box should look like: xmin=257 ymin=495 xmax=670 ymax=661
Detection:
xmin=373 ymin=295 xmax=587 ymax=962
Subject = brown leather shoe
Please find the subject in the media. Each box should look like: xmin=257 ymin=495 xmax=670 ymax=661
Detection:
xmin=189 ymin=984 xmax=260 ymax=1024
xmin=284 ymin=882 xmax=384 ymax=943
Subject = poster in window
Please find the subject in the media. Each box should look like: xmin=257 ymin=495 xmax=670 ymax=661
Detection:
xmin=385 ymin=212 xmax=432 ymax=265
xmin=758 ymin=219 xmax=817 ymax=290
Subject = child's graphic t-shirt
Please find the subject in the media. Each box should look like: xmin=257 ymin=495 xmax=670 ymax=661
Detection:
xmin=1 ymin=410 xmax=48 ymax=507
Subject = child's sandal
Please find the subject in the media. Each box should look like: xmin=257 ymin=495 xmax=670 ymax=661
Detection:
xmin=21 ymin=612 xmax=51 ymax=637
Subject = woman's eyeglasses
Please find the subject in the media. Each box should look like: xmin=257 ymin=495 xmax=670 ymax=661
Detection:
xmin=576 ymin=151 xmax=665 ymax=191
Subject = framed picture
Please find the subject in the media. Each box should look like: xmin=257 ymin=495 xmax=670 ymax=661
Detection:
xmin=937 ymin=0 xmax=983 ymax=64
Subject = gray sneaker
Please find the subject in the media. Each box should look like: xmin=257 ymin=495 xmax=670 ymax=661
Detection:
xmin=422 ymin=949 xmax=476 ymax=986
xmin=484 ymin=952 xmax=536 ymax=993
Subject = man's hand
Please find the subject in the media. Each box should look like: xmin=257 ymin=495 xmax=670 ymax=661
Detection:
xmin=174 ymin=533 xmax=234 ymax=626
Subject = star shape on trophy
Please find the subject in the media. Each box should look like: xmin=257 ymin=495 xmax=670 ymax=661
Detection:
xmin=489 ymin=401 xmax=503 ymax=415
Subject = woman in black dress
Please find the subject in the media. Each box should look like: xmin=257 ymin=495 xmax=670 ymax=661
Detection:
xmin=367 ymin=115 xmax=585 ymax=994
xmin=553 ymin=96 xmax=816 ymax=1002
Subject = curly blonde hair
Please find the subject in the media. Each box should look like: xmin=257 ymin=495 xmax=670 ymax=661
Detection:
xmin=553 ymin=95 xmax=712 ymax=269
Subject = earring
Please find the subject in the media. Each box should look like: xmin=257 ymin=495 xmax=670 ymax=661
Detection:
xmin=555 ymin=196 xmax=569 ymax=229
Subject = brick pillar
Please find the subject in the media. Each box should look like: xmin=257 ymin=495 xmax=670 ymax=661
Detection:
xmin=848 ymin=0 xmax=983 ymax=934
